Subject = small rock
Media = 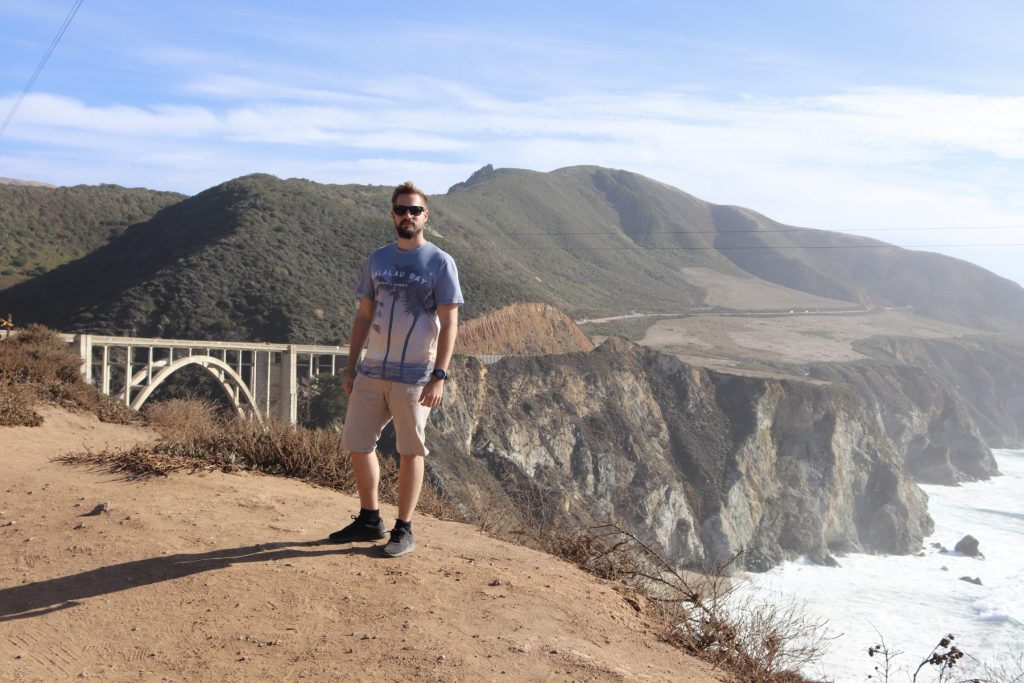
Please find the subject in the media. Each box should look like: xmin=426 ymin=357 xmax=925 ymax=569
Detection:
xmin=74 ymin=522 xmax=86 ymax=530
xmin=959 ymin=576 xmax=983 ymax=586
xmin=1 ymin=521 xmax=14 ymax=527
xmin=954 ymin=535 xmax=982 ymax=558
xmin=436 ymin=654 xmax=446 ymax=662
xmin=83 ymin=502 xmax=110 ymax=516
xmin=941 ymin=565 xmax=949 ymax=571
xmin=488 ymin=579 xmax=502 ymax=587
xmin=73 ymin=503 xmax=82 ymax=508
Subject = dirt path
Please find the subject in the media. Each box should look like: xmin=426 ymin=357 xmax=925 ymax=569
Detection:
xmin=1 ymin=407 xmax=722 ymax=682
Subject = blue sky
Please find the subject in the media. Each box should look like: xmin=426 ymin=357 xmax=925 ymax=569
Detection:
xmin=3 ymin=1 xmax=1024 ymax=286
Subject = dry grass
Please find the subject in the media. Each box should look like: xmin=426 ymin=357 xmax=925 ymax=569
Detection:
xmin=62 ymin=397 xmax=456 ymax=521
xmin=468 ymin=474 xmax=829 ymax=682
xmin=555 ymin=527 xmax=829 ymax=682
xmin=0 ymin=324 xmax=138 ymax=426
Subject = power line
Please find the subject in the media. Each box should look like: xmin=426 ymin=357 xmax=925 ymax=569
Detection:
xmin=456 ymin=225 xmax=1024 ymax=238
xmin=0 ymin=0 xmax=84 ymax=138
xmin=469 ymin=242 xmax=1024 ymax=251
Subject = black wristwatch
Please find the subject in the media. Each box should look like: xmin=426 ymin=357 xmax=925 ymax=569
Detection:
xmin=431 ymin=368 xmax=448 ymax=381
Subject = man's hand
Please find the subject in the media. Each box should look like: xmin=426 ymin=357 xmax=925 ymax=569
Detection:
xmin=419 ymin=377 xmax=444 ymax=407
xmin=343 ymin=367 xmax=356 ymax=395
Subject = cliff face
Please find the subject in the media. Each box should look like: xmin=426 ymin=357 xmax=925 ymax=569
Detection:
xmin=429 ymin=339 xmax=937 ymax=572
xmin=857 ymin=336 xmax=1024 ymax=449
xmin=804 ymin=360 xmax=998 ymax=484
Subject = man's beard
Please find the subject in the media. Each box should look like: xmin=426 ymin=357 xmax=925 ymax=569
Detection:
xmin=396 ymin=223 xmax=422 ymax=239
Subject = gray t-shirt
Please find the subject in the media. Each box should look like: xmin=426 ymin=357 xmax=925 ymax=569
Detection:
xmin=356 ymin=242 xmax=463 ymax=385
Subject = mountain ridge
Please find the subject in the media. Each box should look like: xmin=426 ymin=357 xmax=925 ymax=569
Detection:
xmin=2 ymin=165 xmax=1021 ymax=340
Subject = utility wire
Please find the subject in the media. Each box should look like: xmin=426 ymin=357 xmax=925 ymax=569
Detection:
xmin=0 ymin=0 xmax=84 ymax=138
xmin=467 ymin=241 xmax=1024 ymax=251
xmin=458 ymin=225 xmax=1024 ymax=237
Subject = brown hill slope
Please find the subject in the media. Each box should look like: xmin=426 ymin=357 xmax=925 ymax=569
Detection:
xmin=458 ymin=302 xmax=595 ymax=356
xmin=0 ymin=408 xmax=719 ymax=682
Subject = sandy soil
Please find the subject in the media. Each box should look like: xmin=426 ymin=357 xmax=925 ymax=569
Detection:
xmin=1 ymin=407 xmax=722 ymax=683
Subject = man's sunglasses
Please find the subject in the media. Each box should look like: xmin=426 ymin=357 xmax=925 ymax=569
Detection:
xmin=393 ymin=205 xmax=426 ymax=217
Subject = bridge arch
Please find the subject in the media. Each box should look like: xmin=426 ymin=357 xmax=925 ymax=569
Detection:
xmin=129 ymin=355 xmax=263 ymax=423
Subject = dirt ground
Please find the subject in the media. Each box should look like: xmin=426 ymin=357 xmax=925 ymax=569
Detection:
xmin=0 ymin=407 xmax=722 ymax=683
xmin=639 ymin=309 xmax=978 ymax=376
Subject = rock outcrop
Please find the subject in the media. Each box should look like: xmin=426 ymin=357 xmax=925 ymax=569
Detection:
xmin=429 ymin=338 xmax=936 ymax=572
xmin=457 ymin=302 xmax=595 ymax=356
xmin=858 ymin=336 xmax=1024 ymax=449
xmin=954 ymin=534 xmax=982 ymax=557
xmin=803 ymin=360 xmax=998 ymax=483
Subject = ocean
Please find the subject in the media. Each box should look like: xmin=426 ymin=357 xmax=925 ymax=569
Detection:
xmin=739 ymin=449 xmax=1024 ymax=682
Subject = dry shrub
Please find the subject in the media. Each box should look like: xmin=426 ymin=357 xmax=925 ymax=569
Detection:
xmin=0 ymin=324 xmax=140 ymax=425
xmin=865 ymin=631 xmax=1023 ymax=683
xmin=562 ymin=526 xmax=829 ymax=682
xmin=979 ymin=653 xmax=1024 ymax=683
xmin=468 ymin=473 xmax=828 ymax=682
xmin=144 ymin=398 xmax=222 ymax=443
xmin=65 ymin=397 xmax=456 ymax=521
xmin=57 ymin=444 xmax=218 ymax=477
xmin=0 ymin=382 xmax=43 ymax=426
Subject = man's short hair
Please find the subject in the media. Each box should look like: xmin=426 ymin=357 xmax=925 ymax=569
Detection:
xmin=392 ymin=181 xmax=428 ymax=206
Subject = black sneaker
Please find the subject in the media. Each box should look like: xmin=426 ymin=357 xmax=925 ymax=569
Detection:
xmin=382 ymin=526 xmax=415 ymax=557
xmin=328 ymin=516 xmax=387 ymax=543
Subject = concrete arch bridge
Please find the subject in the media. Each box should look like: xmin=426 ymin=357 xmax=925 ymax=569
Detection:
xmin=62 ymin=334 xmax=350 ymax=425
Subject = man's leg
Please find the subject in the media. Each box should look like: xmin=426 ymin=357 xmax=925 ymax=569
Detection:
xmin=332 ymin=374 xmax=390 ymax=543
xmin=383 ymin=453 xmax=421 ymax=557
xmin=396 ymin=453 xmax=424 ymax=522
xmin=351 ymin=450 xmax=380 ymax=511
xmin=383 ymin=381 xmax=430 ymax=557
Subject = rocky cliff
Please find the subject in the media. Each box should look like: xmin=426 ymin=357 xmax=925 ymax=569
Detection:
xmin=803 ymin=359 xmax=998 ymax=484
xmin=856 ymin=336 xmax=1024 ymax=449
xmin=428 ymin=338 xmax=941 ymax=572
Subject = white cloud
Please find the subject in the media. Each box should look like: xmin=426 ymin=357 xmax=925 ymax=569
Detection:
xmin=4 ymin=82 xmax=1024 ymax=284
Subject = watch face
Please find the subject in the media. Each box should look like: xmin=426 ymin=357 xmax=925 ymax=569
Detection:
xmin=432 ymin=368 xmax=447 ymax=380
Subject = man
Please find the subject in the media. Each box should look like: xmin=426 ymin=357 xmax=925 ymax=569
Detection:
xmin=329 ymin=181 xmax=463 ymax=557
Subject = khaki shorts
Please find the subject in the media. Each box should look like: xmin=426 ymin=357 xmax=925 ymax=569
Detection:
xmin=340 ymin=374 xmax=431 ymax=456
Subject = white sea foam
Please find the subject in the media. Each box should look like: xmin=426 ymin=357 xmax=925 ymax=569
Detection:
xmin=738 ymin=449 xmax=1024 ymax=682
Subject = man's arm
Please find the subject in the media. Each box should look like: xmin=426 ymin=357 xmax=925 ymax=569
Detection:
xmin=419 ymin=303 xmax=459 ymax=407
xmin=343 ymin=296 xmax=376 ymax=395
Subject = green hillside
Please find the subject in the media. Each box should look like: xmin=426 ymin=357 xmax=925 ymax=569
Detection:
xmin=1 ymin=166 xmax=1022 ymax=341
xmin=0 ymin=184 xmax=185 ymax=286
